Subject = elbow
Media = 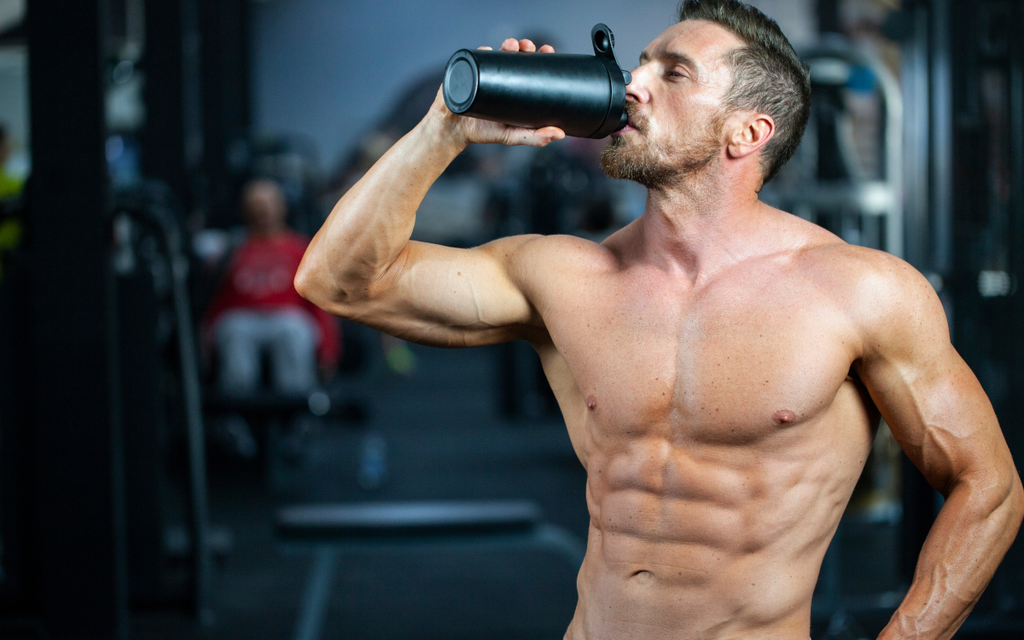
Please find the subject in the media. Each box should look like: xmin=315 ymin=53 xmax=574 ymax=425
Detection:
xmin=293 ymin=259 xmax=318 ymax=304
xmin=953 ymin=462 xmax=1024 ymax=532
xmin=294 ymin=239 xmax=400 ymax=317
xmin=1007 ymin=470 xmax=1024 ymax=531
xmin=993 ymin=459 xmax=1024 ymax=525
xmin=978 ymin=464 xmax=1024 ymax=537
xmin=293 ymin=254 xmax=368 ymax=318
xmin=293 ymin=256 xmax=340 ymax=311
xmin=994 ymin=471 xmax=1024 ymax=551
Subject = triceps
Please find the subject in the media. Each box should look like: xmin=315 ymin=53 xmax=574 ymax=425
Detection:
xmin=374 ymin=244 xmax=531 ymax=346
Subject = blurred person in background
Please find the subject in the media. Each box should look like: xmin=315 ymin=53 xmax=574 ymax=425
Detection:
xmin=204 ymin=178 xmax=339 ymax=399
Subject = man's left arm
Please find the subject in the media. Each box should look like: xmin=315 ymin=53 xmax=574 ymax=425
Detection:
xmin=852 ymin=254 xmax=1024 ymax=640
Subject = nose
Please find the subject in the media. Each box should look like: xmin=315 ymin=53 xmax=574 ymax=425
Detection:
xmin=625 ymin=63 xmax=651 ymax=104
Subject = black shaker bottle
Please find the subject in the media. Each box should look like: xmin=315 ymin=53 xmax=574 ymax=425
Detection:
xmin=442 ymin=24 xmax=632 ymax=139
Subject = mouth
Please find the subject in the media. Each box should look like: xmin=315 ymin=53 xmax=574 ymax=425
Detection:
xmin=613 ymin=112 xmax=639 ymax=137
xmin=621 ymin=104 xmax=644 ymax=134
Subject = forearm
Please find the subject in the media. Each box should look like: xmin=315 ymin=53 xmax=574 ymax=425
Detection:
xmin=295 ymin=106 xmax=466 ymax=309
xmin=878 ymin=471 xmax=1024 ymax=640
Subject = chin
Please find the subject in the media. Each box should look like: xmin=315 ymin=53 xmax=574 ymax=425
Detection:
xmin=600 ymin=139 xmax=674 ymax=188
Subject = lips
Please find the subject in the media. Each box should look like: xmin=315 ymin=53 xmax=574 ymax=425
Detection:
xmin=613 ymin=119 xmax=638 ymax=137
xmin=623 ymin=104 xmax=644 ymax=133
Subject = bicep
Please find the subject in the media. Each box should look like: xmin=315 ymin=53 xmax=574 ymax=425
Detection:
xmin=329 ymin=236 xmax=542 ymax=348
xmin=854 ymin=264 xmax=1010 ymax=495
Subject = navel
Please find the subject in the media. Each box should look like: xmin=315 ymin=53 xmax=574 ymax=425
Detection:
xmin=773 ymin=409 xmax=796 ymax=424
xmin=587 ymin=396 xmax=597 ymax=411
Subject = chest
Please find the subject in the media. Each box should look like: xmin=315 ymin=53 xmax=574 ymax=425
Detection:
xmin=543 ymin=266 xmax=859 ymax=443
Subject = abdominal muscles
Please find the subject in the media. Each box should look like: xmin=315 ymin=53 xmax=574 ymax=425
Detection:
xmin=570 ymin=419 xmax=867 ymax=640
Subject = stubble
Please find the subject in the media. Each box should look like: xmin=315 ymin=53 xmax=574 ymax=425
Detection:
xmin=601 ymin=102 xmax=725 ymax=189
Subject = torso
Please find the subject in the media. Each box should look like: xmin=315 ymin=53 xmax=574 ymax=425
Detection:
xmin=524 ymin=214 xmax=879 ymax=640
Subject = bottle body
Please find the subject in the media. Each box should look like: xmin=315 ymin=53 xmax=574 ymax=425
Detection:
xmin=442 ymin=24 xmax=630 ymax=139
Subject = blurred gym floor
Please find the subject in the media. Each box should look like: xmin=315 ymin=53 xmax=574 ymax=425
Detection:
xmin=132 ymin=338 xmax=590 ymax=640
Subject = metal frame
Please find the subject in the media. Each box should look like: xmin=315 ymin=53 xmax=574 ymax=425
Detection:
xmin=25 ymin=0 xmax=129 ymax=636
xmin=778 ymin=36 xmax=905 ymax=258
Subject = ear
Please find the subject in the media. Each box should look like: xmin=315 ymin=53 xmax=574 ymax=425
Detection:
xmin=725 ymin=113 xmax=774 ymax=160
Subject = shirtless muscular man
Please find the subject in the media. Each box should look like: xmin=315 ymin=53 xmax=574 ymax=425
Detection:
xmin=296 ymin=1 xmax=1024 ymax=638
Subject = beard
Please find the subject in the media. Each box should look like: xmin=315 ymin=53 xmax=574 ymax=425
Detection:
xmin=601 ymin=103 xmax=724 ymax=189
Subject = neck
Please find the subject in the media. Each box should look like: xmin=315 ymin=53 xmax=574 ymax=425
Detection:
xmin=638 ymin=166 xmax=767 ymax=282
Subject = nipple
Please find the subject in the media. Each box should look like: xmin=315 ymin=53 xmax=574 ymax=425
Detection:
xmin=587 ymin=396 xmax=597 ymax=411
xmin=773 ymin=409 xmax=796 ymax=424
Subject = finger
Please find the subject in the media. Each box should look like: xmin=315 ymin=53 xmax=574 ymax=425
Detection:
xmin=518 ymin=39 xmax=537 ymax=53
xmin=535 ymin=126 xmax=565 ymax=143
xmin=477 ymin=45 xmax=493 ymax=50
xmin=538 ymin=44 xmax=555 ymax=53
xmin=500 ymin=38 xmax=519 ymax=52
xmin=505 ymin=126 xmax=565 ymax=148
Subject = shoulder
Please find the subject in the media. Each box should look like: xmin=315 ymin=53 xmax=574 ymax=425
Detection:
xmin=470 ymin=232 xmax=620 ymax=331
xmin=798 ymin=242 xmax=937 ymax=310
xmin=797 ymin=243 xmax=947 ymax=360
xmin=480 ymin=232 xmax=620 ymax=282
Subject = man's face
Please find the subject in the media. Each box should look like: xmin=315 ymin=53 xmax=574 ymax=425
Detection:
xmin=601 ymin=20 xmax=742 ymax=189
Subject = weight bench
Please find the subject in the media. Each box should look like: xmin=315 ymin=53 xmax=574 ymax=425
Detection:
xmin=204 ymin=390 xmax=334 ymax=481
xmin=204 ymin=389 xmax=333 ymax=420
xmin=275 ymin=500 xmax=586 ymax=640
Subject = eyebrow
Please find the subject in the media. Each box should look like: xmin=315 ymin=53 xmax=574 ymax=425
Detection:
xmin=639 ymin=50 xmax=701 ymax=75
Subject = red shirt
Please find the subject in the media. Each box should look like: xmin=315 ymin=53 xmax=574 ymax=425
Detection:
xmin=204 ymin=231 xmax=339 ymax=367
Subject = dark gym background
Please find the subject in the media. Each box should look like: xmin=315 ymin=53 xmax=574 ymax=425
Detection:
xmin=1 ymin=0 xmax=1022 ymax=638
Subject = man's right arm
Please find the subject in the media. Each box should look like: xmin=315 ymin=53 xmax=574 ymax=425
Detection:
xmin=295 ymin=39 xmax=564 ymax=347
